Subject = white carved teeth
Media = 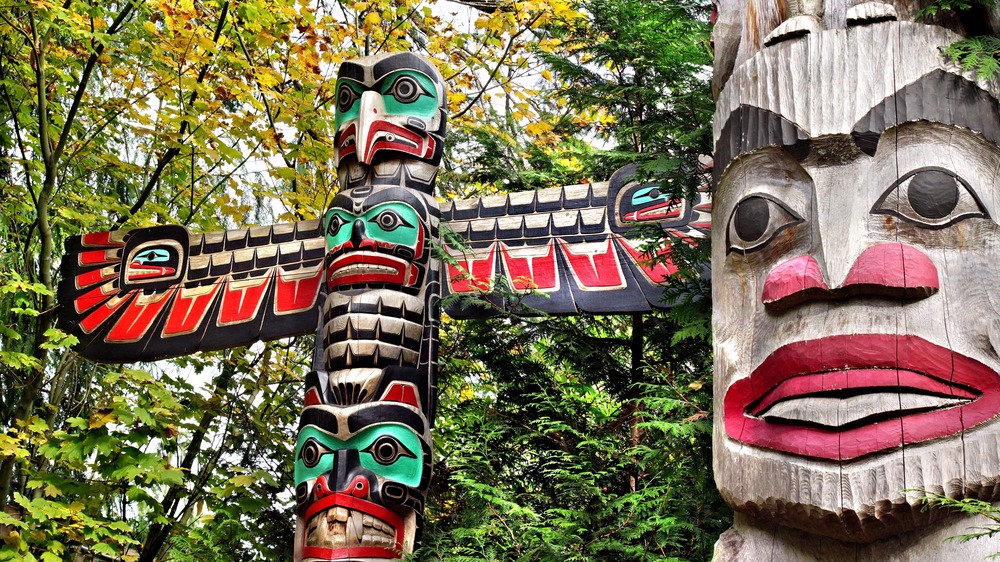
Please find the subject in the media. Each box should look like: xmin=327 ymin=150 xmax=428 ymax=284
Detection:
xmin=306 ymin=505 xmax=397 ymax=549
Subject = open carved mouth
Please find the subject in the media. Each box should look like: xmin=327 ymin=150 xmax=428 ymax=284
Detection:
xmin=303 ymin=494 xmax=404 ymax=560
xmin=724 ymin=334 xmax=1000 ymax=460
xmin=326 ymin=252 xmax=417 ymax=289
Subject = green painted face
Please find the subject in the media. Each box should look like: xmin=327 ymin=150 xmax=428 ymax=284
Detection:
xmin=324 ymin=202 xmax=421 ymax=251
xmin=294 ymin=423 xmax=423 ymax=488
xmin=334 ymin=70 xmax=439 ymax=129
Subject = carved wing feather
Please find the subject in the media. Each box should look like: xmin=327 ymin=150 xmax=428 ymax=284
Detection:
xmin=58 ymin=221 xmax=326 ymax=362
xmin=440 ymin=166 xmax=711 ymax=317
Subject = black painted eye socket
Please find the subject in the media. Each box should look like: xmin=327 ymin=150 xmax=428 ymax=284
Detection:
xmin=871 ymin=167 xmax=988 ymax=228
xmin=386 ymin=75 xmax=430 ymax=104
xmin=370 ymin=210 xmax=414 ymax=232
xmin=299 ymin=438 xmax=331 ymax=468
xmin=327 ymin=213 xmax=348 ymax=237
xmin=337 ymin=83 xmax=360 ymax=113
xmin=726 ymin=194 xmax=803 ymax=254
xmin=364 ymin=435 xmax=416 ymax=465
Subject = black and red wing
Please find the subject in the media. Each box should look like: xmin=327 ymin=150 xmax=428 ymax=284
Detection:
xmin=58 ymin=221 xmax=326 ymax=363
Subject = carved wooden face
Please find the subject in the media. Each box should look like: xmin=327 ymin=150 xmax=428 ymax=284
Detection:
xmin=333 ymin=53 xmax=446 ymax=194
xmin=294 ymin=402 xmax=432 ymax=560
xmin=712 ymin=21 xmax=1000 ymax=540
xmin=323 ymin=187 xmax=437 ymax=294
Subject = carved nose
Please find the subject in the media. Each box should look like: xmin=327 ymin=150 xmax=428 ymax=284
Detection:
xmin=762 ymin=243 xmax=939 ymax=309
xmin=351 ymin=219 xmax=366 ymax=246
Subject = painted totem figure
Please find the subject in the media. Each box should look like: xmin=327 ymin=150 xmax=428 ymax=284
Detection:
xmin=57 ymin=52 xmax=711 ymax=559
xmin=711 ymin=1 xmax=1000 ymax=559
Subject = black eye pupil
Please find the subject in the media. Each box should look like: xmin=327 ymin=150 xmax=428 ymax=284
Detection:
xmin=907 ymin=170 xmax=959 ymax=220
xmin=734 ymin=196 xmax=770 ymax=242
xmin=376 ymin=442 xmax=396 ymax=461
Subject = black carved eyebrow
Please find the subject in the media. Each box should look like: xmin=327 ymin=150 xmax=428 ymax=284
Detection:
xmin=713 ymin=105 xmax=811 ymax=184
xmin=298 ymin=408 xmax=339 ymax=433
xmin=373 ymin=53 xmax=441 ymax=85
xmin=348 ymin=404 xmax=426 ymax=435
xmin=852 ymin=69 xmax=1000 ymax=156
xmin=337 ymin=62 xmax=366 ymax=82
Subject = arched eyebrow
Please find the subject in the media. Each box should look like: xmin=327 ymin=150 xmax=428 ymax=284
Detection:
xmin=852 ymin=69 xmax=1000 ymax=156
xmin=713 ymin=105 xmax=811 ymax=184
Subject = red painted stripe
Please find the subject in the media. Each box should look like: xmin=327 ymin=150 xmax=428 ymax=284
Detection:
xmin=74 ymin=283 xmax=117 ymax=314
xmin=106 ymin=291 xmax=172 ymax=342
xmin=558 ymin=238 xmax=625 ymax=289
xmin=162 ymin=281 xmax=223 ymax=336
xmin=79 ymin=249 xmax=118 ymax=265
xmin=81 ymin=232 xmax=119 ymax=247
xmin=80 ymin=294 xmax=132 ymax=333
xmin=76 ymin=268 xmax=116 ymax=290
xmin=446 ymin=245 xmax=496 ymax=293
xmin=218 ymin=272 xmax=272 ymax=325
xmin=274 ymin=265 xmax=323 ymax=313
xmin=500 ymin=242 xmax=557 ymax=291
xmin=616 ymin=236 xmax=678 ymax=285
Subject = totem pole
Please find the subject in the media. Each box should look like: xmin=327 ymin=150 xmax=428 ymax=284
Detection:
xmin=711 ymin=1 xmax=1000 ymax=559
xmin=57 ymin=52 xmax=710 ymax=559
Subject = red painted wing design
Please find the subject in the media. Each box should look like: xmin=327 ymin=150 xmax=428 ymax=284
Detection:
xmin=439 ymin=165 xmax=711 ymax=317
xmin=58 ymin=222 xmax=325 ymax=362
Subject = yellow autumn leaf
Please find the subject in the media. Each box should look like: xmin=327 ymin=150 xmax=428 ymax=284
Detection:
xmin=363 ymin=11 xmax=381 ymax=27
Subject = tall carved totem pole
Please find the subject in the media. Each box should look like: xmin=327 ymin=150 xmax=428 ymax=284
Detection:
xmin=57 ymin=52 xmax=710 ymax=559
xmin=711 ymin=0 xmax=1000 ymax=559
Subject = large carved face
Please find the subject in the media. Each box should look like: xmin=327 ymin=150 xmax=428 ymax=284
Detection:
xmin=712 ymin=21 xmax=1000 ymax=540
xmin=294 ymin=400 xmax=432 ymax=560
xmin=333 ymin=53 xmax=447 ymax=194
xmin=322 ymin=187 xmax=437 ymax=295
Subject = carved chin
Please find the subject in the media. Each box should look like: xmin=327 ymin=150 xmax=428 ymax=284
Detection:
xmin=303 ymin=503 xmax=403 ymax=560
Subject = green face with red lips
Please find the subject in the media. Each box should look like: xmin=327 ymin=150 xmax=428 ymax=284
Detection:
xmin=322 ymin=190 xmax=432 ymax=292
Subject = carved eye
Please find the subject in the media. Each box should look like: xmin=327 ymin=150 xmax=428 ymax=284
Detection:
xmin=871 ymin=167 xmax=988 ymax=228
xmin=364 ymin=435 xmax=416 ymax=465
xmin=370 ymin=209 xmax=414 ymax=232
xmin=299 ymin=438 xmax=331 ymax=468
xmin=327 ymin=213 xmax=348 ymax=237
xmin=386 ymin=75 xmax=430 ymax=104
xmin=727 ymin=194 xmax=803 ymax=253
xmin=337 ymin=83 xmax=360 ymax=114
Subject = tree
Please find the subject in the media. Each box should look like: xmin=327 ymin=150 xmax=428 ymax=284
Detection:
xmin=415 ymin=1 xmax=729 ymax=560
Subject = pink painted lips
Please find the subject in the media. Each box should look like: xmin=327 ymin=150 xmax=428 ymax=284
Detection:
xmin=724 ymin=335 xmax=1000 ymax=460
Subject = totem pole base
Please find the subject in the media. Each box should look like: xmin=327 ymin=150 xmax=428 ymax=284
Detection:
xmin=714 ymin=511 xmax=1000 ymax=561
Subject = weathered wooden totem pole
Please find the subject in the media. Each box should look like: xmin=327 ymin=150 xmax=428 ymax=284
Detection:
xmin=57 ymin=52 xmax=710 ymax=559
xmin=711 ymin=0 xmax=1000 ymax=559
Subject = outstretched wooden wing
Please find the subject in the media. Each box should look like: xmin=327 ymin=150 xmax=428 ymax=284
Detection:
xmin=440 ymin=165 xmax=711 ymax=317
xmin=58 ymin=221 xmax=326 ymax=363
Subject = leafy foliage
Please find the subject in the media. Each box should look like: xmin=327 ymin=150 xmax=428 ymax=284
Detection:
xmin=916 ymin=0 xmax=1000 ymax=78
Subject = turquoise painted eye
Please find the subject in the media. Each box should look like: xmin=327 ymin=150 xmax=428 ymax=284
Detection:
xmin=364 ymin=435 xmax=417 ymax=465
xmin=299 ymin=437 xmax=331 ymax=469
xmin=294 ymin=424 xmax=424 ymax=488
xmin=134 ymin=249 xmax=170 ymax=263
xmin=380 ymin=70 xmax=437 ymax=119
xmin=386 ymin=75 xmax=428 ymax=104
xmin=632 ymin=186 xmax=667 ymax=206
xmin=335 ymin=79 xmax=365 ymax=126
xmin=370 ymin=209 xmax=414 ymax=232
